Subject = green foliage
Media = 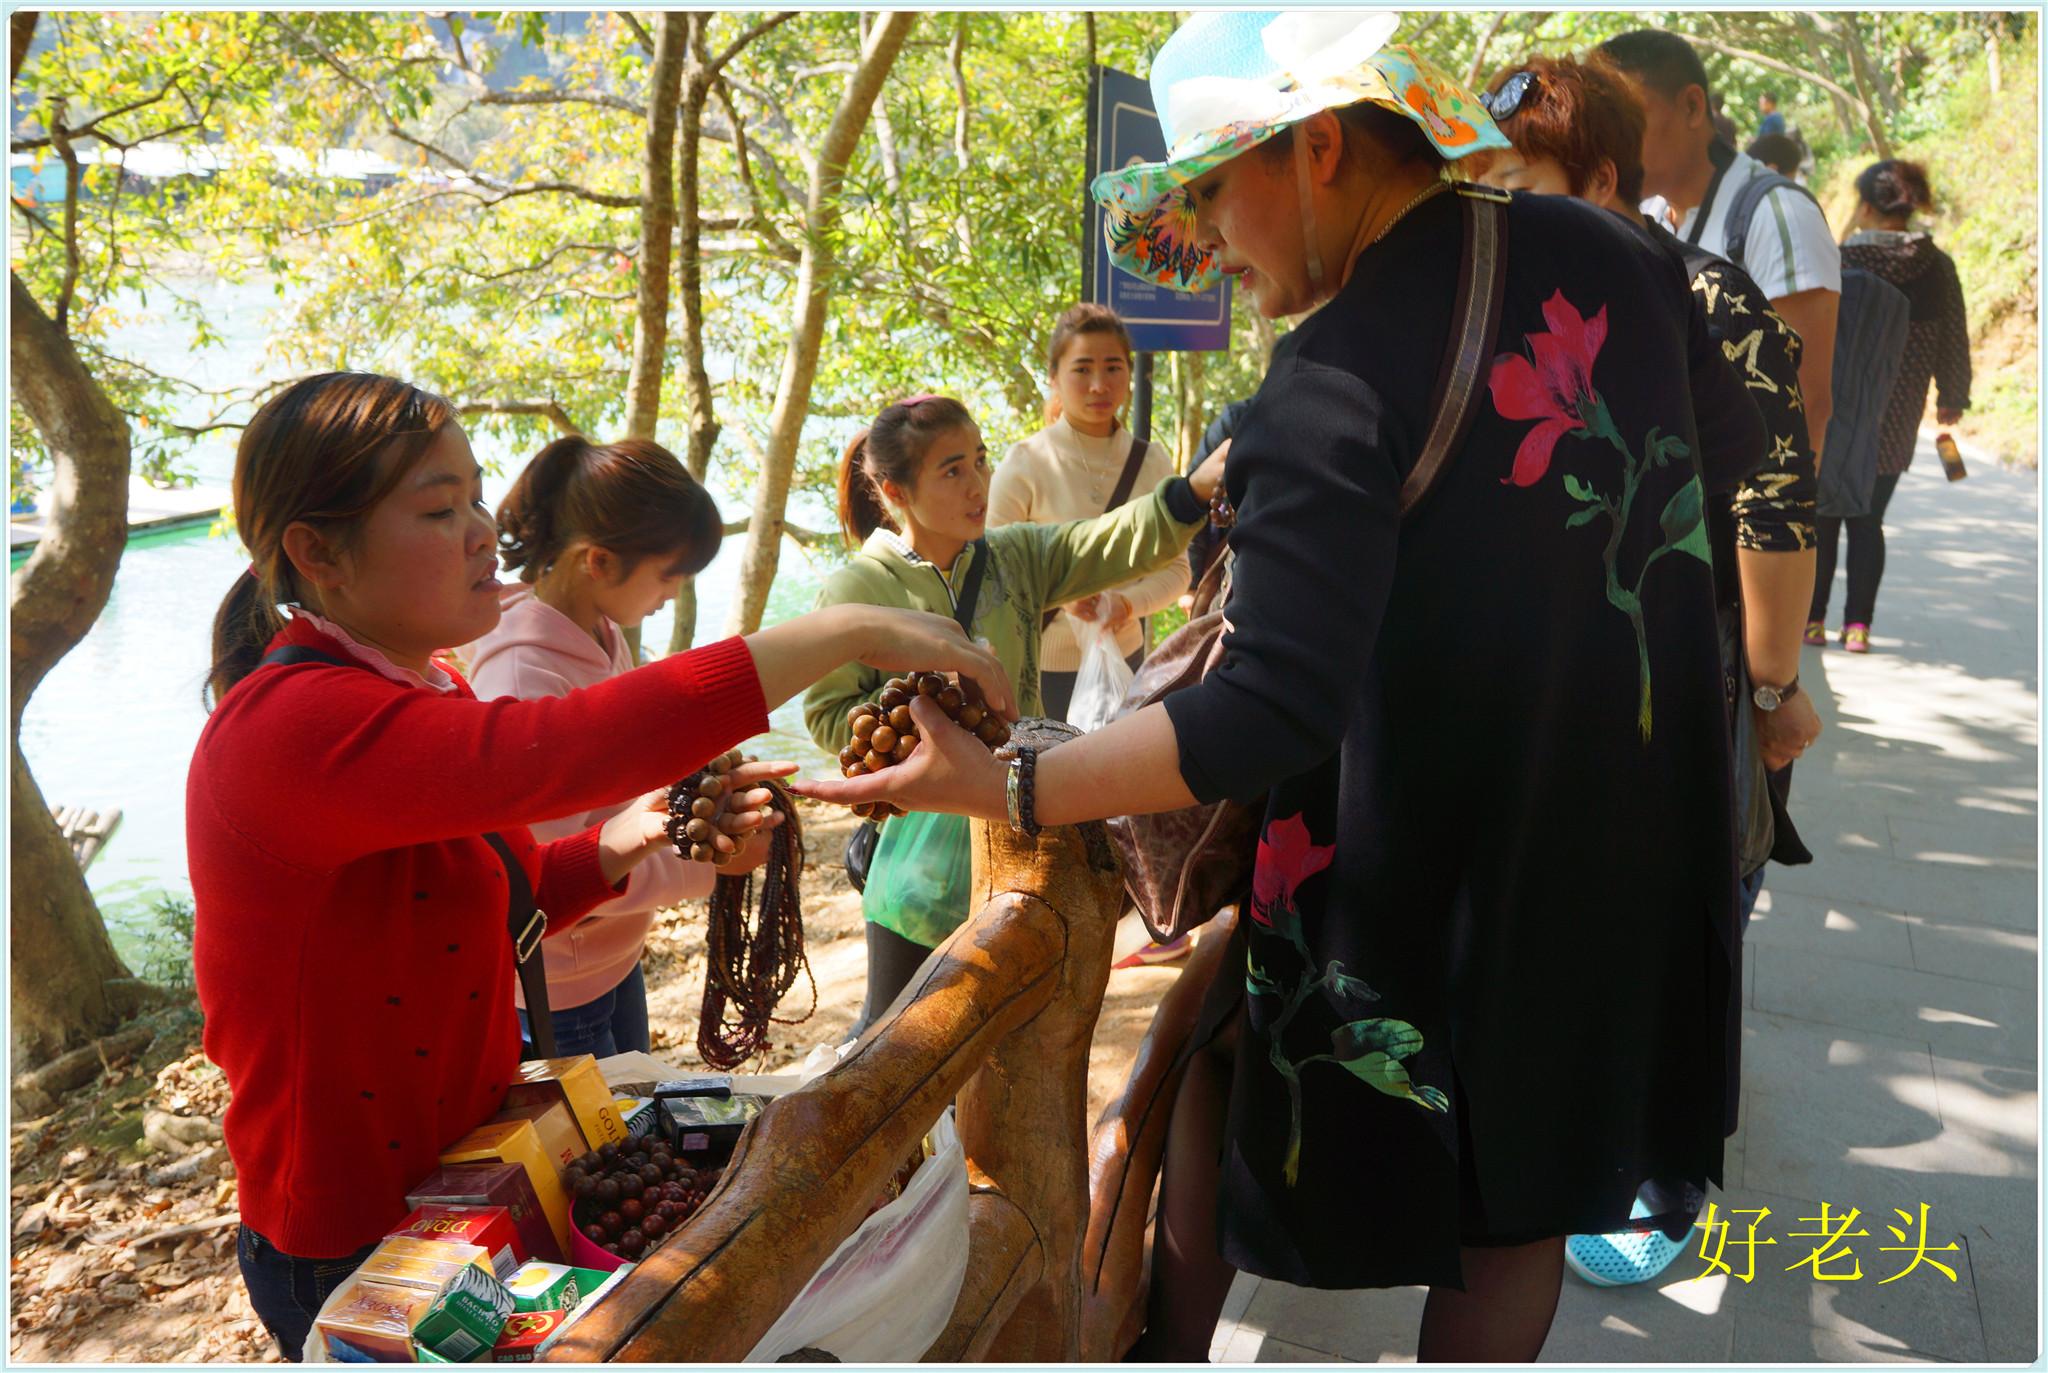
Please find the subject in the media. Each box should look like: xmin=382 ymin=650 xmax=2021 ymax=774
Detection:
xmin=137 ymin=891 xmax=197 ymax=989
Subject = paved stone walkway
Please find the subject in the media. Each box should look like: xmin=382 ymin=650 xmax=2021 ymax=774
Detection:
xmin=1211 ymin=442 xmax=2039 ymax=1363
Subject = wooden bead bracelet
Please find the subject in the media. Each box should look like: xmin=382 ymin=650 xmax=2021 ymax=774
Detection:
xmin=665 ymin=750 xmax=750 ymax=865
xmin=838 ymin=671 xmax=1011 ymax=821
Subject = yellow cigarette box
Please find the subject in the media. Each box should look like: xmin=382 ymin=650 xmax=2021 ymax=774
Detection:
xmin=506 ymin=1056 xmax=627 ymax=1154
xmin=440 ymin=1119 xmax=572 ymax=1257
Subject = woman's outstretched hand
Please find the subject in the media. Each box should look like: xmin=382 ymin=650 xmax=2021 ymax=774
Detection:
xmin=788 ymin=695 xmax=1009 ymax=821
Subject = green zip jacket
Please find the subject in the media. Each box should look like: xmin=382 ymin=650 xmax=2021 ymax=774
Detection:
xmin=804 ymin=474 xmax=1207 ymax=754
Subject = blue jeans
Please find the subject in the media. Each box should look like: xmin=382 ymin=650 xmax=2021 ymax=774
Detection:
xmin=518 ymin=963 xmax=650 ymax=1059
xmin=236 ymin=1224 xmax=378 ymax=1361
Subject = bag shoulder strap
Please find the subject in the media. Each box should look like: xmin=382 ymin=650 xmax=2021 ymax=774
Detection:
xmin=259 ymin=643 xmax=555 ymax=1058
xmin=952 ymin=538 xmax=990 ymax=633
xmin=1107 ymin=432 xmax=1148 ymax=512
xmin=1399 ymin=184 xmax=1511 ymax=519
xmin=482 ymin=830 xmax=554 ymax=1059
xmin=1721 ymin=167 xmax=1816 ymax=269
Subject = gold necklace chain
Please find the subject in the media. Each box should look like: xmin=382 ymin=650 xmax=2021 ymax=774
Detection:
xmin=1369 ymin=177 xmax=1453 ymax=249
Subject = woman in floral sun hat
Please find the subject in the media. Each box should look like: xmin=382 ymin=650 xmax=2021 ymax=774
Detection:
xmin=800 ymin=11 xmax=1765 ymax=1359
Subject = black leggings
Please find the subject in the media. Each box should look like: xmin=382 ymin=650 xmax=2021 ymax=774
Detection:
xmin=1811 ymin=471 xmax=1903 ymax=627
xmin=852 ymin=921 xmax=936 ymax=1037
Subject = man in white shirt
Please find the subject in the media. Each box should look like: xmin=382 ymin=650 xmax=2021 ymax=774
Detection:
xmin=1601 ymin=29 xmax=1840 ymax=462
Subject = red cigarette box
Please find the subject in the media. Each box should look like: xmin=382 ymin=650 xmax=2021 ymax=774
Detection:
xmin=390 ymin=1203 xmax=524 ymax=1281
xmin=407 ymin=1164 xmax=562 ymax=1266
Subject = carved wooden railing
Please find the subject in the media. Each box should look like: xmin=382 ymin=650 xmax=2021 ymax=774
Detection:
xmin=551 ymin=723 xmax=1232 ymax=1363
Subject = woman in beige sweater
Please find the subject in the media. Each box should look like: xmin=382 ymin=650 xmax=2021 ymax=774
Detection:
xmin=988 ymin=304 xmax=1188 ymax=722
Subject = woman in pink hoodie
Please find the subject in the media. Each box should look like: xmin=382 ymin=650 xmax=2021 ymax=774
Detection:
xmin=465 ymin=435 xmax=764 ymax=1058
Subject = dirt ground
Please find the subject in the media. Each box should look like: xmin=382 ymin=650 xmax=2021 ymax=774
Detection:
xmin=8 ymin=799 xmax=1184 ymax=1362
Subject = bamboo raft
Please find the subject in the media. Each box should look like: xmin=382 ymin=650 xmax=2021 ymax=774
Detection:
xmin=50 ymin=803 xmax=121 ymax=871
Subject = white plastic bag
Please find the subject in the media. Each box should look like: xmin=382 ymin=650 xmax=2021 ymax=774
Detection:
xmin=744 ymin=1107 xmax=968 ymax=1363
xmin=1067 ymin=617 xmax=1136 ymax=732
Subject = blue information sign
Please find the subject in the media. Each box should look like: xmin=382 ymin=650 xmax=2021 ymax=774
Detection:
xmin=1088 ymin=65 xmax=1231 ymax=354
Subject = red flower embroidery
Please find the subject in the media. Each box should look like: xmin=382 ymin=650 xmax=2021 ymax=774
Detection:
xmin=1488 ymin=290 xmax=1609 ymax=487
xmin=1251 ymin=813 xmax=1336 ymax=925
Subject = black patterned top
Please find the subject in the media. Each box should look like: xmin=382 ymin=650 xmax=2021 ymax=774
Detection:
xmin=1842 ymin=230 xmax=1973 ymax=476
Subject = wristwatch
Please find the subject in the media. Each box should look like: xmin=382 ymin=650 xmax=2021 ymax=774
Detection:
xmin=1752 ymin=676 xmax=1801 ymax=712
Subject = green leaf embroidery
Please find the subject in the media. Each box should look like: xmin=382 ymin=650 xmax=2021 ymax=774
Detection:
xmin=1660 ymin=476 xmax=1713 ymax=564
xmin=1565 ymin=504 xmax=1605 ymax=529
xmin=1246 ymin=959 xmax=1281 ymax=998
xmin=1330 ymin=1018 xmax=1424 ymax=1060
xmin=1326 ymin=960 xmax=1381 ymax=1002
xmin=1562 ymin=473 xmax=1599 ymax=503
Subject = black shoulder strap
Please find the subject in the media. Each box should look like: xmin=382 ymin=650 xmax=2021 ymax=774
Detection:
xmin=259 ymin=642 xmax=556 ymax=1059
xmin=259 ymin=644 xmax=357 ymax=670
xmin=482 ymin=831 xmax=555 ymax=1060
xmin=1107 ymin=432 xmax=1148 ymax=512
xmin=1719 ymin=167 xmax=1818 ymax=269
xmin=1399 ymin=184 xmax=1510 ymax=519
xmin=952 ymin=538 xmax=990 ymax=634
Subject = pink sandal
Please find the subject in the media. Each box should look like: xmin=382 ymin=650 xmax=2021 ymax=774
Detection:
xmin=1842 ymin=623 xmax=1871 ymax=654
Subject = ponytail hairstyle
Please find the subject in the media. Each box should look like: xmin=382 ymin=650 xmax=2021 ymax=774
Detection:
xmin=1855 ymin=159 xmax=1933 ymax=222
xmin=1041 ymin=303 xmax=1135 ymax=426
xmin=206 ymin=372 xmax=456 ymax=709
xmin=496 ymin=436 xmax=722 ymax=584
xmin=835 ymin=394 xmax=975 ymax=549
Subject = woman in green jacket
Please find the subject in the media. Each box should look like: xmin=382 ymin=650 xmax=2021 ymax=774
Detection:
xmin=806 ymin=394 xmax=1223 ymax=1031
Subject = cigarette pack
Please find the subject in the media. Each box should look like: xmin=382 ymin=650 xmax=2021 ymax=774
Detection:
xmin=488 ymin=1266 xmax=632 ymax=1362
xmin=491 ymin=1098 xmax=585 ymax=1173
xmin=391 ymin=1203 xmax=524 ymax=1280
xmin=506 ymin=1056 xmax=627 ymax=1153
xmin=317 ymin=1261 xmax=514 ymax=1364
xmin=503 ymin=1260 xmax=580 ymax=1313
xmin=440 ymin=1119 xmax=572 ymax=1257
xmin=406 ymin=1162 xmax=562 ymax=1266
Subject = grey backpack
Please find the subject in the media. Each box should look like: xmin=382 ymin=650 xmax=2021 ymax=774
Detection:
xmin=1723 ymin=170 xmax=1911 ymax=518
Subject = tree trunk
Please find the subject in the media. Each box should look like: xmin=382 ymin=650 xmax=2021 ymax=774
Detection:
xmin=621 ymin=14 xmax=687 ymax=442
xmin=726 ymin=12 xmax=916 ymax=635
xmin=9 ymin=271 xmax=140 ymax=1067
xmin=1987 ymin=19 xmax=2003 ymax=96
xmin=667 ymin=20 xmax=744 ymax=656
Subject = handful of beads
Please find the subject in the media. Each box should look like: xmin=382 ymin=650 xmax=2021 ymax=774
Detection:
xmin=838 ymin=671 xmax=1011 ymax=821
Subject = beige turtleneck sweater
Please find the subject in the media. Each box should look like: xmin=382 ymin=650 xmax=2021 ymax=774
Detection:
xmin=989 ymin=414 xmax=1188 ymax=672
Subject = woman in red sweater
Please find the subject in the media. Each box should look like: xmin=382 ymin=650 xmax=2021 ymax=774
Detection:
xmin=190 ymin=372 xmax=1011 ymax=1357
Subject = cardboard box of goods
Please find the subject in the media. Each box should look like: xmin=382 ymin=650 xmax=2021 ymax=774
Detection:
xmin=392 ymin=1203 xmax=524 ymax=1281
xmin=353 ymin=1235 xmax=493 ymax=1292
xmin=489 ymin=1266 xmax=632 ymax=1363
xmin=492 ymin=1097 xmax=585 ymax=1173
xmin=506 ymin=1056 xmax=627 ymax=1153
xmin=407 ymin=1162 xmax=562 ymax=1266
xmin=503 ymin=1261 xmax=580 ymax=1314
xmin=440 ymin=1120 xmax=573 ymax=1257
xmin=318 ymin=1261 xmax=514 ymax=1364
xmin=657 ymin=1089 xmax=765 ymax=1156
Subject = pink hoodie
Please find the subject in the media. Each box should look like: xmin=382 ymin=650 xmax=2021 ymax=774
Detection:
xmin=463 ymin=586 xmax=714 ymax=1009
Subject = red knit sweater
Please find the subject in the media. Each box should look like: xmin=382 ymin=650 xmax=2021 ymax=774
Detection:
xmin=189 ymin=618 xmax=768 ymax=1257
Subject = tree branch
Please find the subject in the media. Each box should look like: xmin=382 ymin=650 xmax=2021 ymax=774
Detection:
xmin=11 ymin=10 xmax=36 ymax=84
xmin=710 ymin=11 xmax=798 ymax=77
xmin=49 ymin=101 xmax=81 ymax=331
xmin=474 ymin=88 xmax=646 ymax=119
xmin=722 ymin=515 xmax=826 ymax=548
xmin=457 ymin=398 xmax=580 ymax=435
xmin=1465 ymin=10 xmax=1511 ymax=87
xmin=617 ymin=11 xmax=655 ymax=57
xmin=1687 ymin=31 xmax=1867 ymax=114
xmin=714 ymin=73 xmax=805 ymax=217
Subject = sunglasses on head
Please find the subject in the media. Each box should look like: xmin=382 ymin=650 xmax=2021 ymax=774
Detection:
xmin=1480 ymin=70 xmax=1539 ymax=123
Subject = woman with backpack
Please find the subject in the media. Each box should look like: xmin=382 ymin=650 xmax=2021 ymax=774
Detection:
xmin=1807 ymin=160 xmax=1972 ymax=653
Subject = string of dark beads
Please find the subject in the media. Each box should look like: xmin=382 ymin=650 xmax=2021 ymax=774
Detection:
xmin=697 ymin=780 xmax=813 ymax=1070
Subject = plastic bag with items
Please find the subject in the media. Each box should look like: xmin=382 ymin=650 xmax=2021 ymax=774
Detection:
xmin=1067 ymin=616 xmax=1136 ymax=733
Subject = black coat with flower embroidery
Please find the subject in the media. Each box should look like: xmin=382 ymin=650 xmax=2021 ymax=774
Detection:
xmin=1163 ymin=189 xmax=1764 ymax=1290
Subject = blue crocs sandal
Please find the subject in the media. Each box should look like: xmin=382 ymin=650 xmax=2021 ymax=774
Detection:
xmin=1564 ymin=1199 xmax=1690 ymax=1288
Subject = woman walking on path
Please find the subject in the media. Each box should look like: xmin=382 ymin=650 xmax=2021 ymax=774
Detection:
xmin=988 ymin=304 xmax=1188 ymax=723
xmin=804 ymin=393 xmax=1222 ymax=1034
xmin=190 ymin=372 xmax=1013 ymax=1358
xmin=1809 ymin=160 xmax=1973 ymax=652
xmin=464 ymin=435 xmax=770 ymax=1060
xmin=800 ymin=12 xmax=1765 ymax=1361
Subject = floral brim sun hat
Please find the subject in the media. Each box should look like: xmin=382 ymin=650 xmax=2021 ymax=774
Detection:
xmin=1090 ymin=10 xmax=1510 ymax=294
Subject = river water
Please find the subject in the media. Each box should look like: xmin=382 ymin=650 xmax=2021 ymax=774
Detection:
xmin=16 ymin=275 xmax=836 ymax=968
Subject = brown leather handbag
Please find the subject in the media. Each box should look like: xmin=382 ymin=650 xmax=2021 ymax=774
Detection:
xmin=1107 ymin=184 xmax=1511 ymax=942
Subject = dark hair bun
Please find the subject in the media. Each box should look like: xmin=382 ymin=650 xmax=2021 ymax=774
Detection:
xmin=1856 ymin=159 xmax=1932 ymax=218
